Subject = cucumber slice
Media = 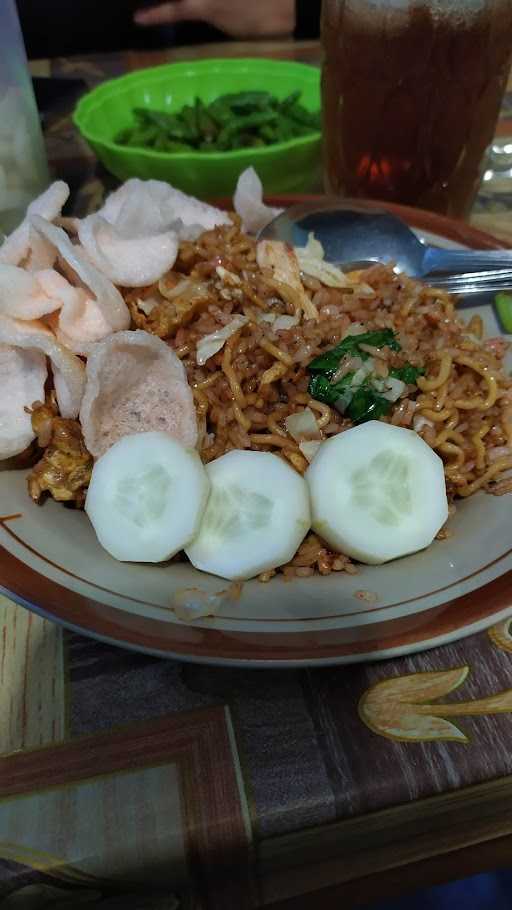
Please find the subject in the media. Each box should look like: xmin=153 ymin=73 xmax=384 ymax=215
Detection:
xmin=306 ymin=421 xmax=448 ymax=564
xmin=185 ymin=450 xmax=311 ymax=580
xmin=85 ymin=431 xmax=209 ymax=563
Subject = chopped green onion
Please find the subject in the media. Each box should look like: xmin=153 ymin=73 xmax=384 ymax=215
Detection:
xmin=308 ymin=329 xmax=400 ymax=379
xmin=307 ymin=329 xmax=424 ymax=425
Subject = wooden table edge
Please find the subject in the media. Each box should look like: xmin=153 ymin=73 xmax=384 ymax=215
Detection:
xmin=258 ymin=772 xmax=512 ymax=905
xmin=264 ymin=835 xmax=512 ymax=909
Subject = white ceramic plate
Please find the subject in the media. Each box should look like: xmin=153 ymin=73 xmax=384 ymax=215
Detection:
xmin=1 ymin=199 xmax=511 ymax=666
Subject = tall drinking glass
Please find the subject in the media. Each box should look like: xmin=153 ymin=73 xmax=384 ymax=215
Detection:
xmin=321 ymin=0 xmax=512 ymax=217
xmin=0 ymin=0 xmax=49 ymax=235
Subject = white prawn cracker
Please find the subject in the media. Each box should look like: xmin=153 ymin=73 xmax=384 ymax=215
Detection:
xmin=233 ymin=167 xmax=282 ymax=235
xmin=0 ymin=344 xmax=47 ymax=458
xmin=0 ymin=264 xmax=62 ymax=321
xmin=31 ymin=216 xmax=130 ymax=353
xmin=98 ymin=177 xmax=231 ymax=234
xmin=39 ymin=269 xmax=113 ymax=355
xmin=78 ymin=214 xmax=179 ymax=288
xmin=0 ymin=181 xmax=69 ymax=266
xmin=80 ymin=330 xmax=198 ymax=458
xmin=78 ymin=177 xmax=232 ymax=287
xmin=0 ymin=266 xmax=104 ymax=336
xmin=0 ymin=314 xmax=86 ymax=419
xmin=0 ymin=263 xmax=113 ymax=355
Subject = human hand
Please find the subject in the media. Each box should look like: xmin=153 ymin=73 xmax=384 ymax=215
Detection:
xmin=134 ymin=0 xmax=295 ymax=38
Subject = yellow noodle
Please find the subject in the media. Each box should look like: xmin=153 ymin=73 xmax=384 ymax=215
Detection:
xmin=417 ymin=353 xmax=453 ymax=391
xmin=259 ymin=337 xmax=293 ymax=367
xmin=222 ymin=332 xmax=246 ymax=408
xmin=418 ymin=407 xmax=453 ymax=422
xmin=417 ymin=384 xmax=449 ymax=412
xmin=435 ymin=428 xmax=466 ymax=447
xmin=502 ymin=405 xmax=512 ymax=446
xmin=249 ymin=433 xmax=298 ymax=449
xmin=446 ymin=408 xmax=460 ymax=430
xmin=192 ymin=388 xmax=209 ymax=417
xmin=195 ymin=373 xmax=221 ymax=390
xmin=454 ymin=353 xmax=498 ymax=398
xmin=284 ymin=450 xmax=309 ymax=473
xmin=452 ymin=358 xmax=498 ymax=410
xmin=267 ymin=412 xmax=287 ymax=437
xmin=233 ymin=402 xmax=251 ymax=432
xmin=472 ymin=422 xmax=491 ymax=470
xmin=308 ymin=399 xmax=332 ymax=428
xmin=240 ymin=281 xmax=271 ymax=310
xmin=458 ymin=458 xmax=512 ymax=497
xmin=259 ymin=362 xmax=288 ymax=387
xmin=438 ymin=441 xmax=465 ymax=467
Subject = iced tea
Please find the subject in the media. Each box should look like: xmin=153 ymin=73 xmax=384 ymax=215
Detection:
xmin=322 ymin=0 xmax=512 ymax=216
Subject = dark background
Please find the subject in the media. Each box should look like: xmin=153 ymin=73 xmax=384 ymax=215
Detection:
xmin=16 ymin=0 xmax=321 ymax=59
xmin=16 ymin=0 xmax=227 ymax=59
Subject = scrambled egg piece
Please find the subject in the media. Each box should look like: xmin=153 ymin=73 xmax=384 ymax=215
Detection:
xmin=27 ymin=398 xmax=93 ymax=507
xmin=125 ymin=272 xmax=211 ymax=338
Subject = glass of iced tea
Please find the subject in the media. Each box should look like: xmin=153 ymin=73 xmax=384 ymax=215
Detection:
xmin=321 ymin=0 xmax=512 ymax=217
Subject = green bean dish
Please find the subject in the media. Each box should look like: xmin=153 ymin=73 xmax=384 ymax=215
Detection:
xmin=115 ymin=90 xmax=321 ymax=153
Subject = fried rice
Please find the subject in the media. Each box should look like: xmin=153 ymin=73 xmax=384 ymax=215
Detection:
xmin=106 ymin=216 xmax=512 ymax=580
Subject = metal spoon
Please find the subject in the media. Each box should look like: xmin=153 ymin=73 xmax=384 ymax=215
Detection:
xmin=259 ymin=198 xmax=512 ymax=277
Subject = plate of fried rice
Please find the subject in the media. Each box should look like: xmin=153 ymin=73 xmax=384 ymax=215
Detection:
xmin=1 ymin=168 xmax=511 ymax=666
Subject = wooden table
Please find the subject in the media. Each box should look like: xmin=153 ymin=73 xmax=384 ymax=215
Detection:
xmin=2 ymin=40 xmax=512 ymax=910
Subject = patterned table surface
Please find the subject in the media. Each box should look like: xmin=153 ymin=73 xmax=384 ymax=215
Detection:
xmin=3 ymin=40 xmax=512 ymax=910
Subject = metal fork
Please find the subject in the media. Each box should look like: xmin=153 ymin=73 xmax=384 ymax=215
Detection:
xmin=424 ymin=268 xmax=512 ymax=295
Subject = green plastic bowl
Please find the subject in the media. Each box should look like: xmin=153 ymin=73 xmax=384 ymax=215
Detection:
xmin=73 ymin=58 xmax=322 ymax=199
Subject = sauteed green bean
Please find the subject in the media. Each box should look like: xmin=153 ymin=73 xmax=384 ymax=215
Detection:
xmin=115 ymin=90 xmax=321 ymax=152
